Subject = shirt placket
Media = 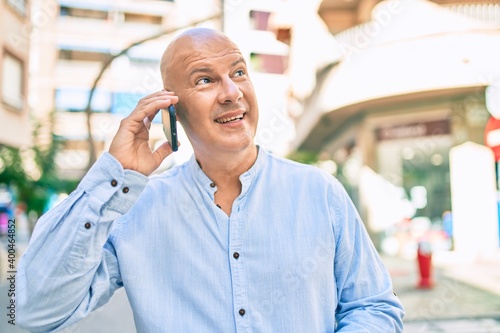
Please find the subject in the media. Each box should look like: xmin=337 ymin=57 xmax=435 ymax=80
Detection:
xmin=228 ymin=198 xmax=250 ymax=332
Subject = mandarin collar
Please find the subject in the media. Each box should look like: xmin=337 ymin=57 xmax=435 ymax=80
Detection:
xmin=188 ymin=146 xmax=266 ymax=197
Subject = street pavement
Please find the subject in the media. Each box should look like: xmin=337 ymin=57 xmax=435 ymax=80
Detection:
xmin=383 ymin=254 xmax=500 ymax=332
xmin=1 ymin=251 xmax=500 ymax=332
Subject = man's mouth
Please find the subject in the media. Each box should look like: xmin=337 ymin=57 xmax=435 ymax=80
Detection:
xmin=215 ymin=113 xmax=245 ymax=124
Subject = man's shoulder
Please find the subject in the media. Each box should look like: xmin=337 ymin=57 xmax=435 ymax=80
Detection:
xmin=147 ymin=159 xmax=191 ymax=186
xmin=263 ymin=151 xmax=340 ymax=186
xmin=266 ymin=152 xmax=314 ymax=171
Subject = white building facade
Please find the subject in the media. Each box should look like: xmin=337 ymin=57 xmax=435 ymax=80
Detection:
xmin=0 ymin=0 xmax=31 ymax=149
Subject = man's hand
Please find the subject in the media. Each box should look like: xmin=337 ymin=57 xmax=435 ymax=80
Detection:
xmin=109 ymin=91 xmax=179 ymax=176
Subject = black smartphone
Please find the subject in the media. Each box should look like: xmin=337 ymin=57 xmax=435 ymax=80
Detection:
xmin=161 ymin=104 xmax=179 ymax=151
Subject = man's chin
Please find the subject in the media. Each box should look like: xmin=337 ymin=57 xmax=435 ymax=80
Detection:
xmin=218 ymin=138 xmax=256 ymax=154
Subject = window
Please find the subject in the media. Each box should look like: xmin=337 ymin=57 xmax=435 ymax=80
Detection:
xmin=124 ymin=13 xmax=162 ymax=25
xmin=7 ymin=0 xmax=27 ymax=15
xmin=55 ymin=88 xmax=111 ymax=112
xmin=276 ymin=27 xmax=292 ymax=45
xmin=249 ymin=10 xmax=271 ymax=31
xmin=112 ymin=92 xmax=144 ymax=116
xmin=112 ymin=93 xmax=162 ymax=123
xmin=2 ymin=53 xmax=24 ymax=110
xmin=59 ymin=48 xmax=110 ymax=62
xmin=59 ymin=6 xmax=108 ymax=20
xmin=250 ymin=53 xmax=288 ymax=74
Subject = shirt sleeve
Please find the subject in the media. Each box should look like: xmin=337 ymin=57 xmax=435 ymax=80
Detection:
xmin=331 ymin=180 xmax=405 ymax=332
xmin=16 ymin=152 xmax=148 ymax=333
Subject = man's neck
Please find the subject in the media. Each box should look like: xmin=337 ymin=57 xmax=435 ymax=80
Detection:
xmin=195 ymin=145 xmax=258 ymax=188
xmin=194 ymin=145 xmax=258 ymax=216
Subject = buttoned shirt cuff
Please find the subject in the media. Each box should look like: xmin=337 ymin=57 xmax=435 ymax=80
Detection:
xmin=77 ymin=152 xmax=149 ymax=215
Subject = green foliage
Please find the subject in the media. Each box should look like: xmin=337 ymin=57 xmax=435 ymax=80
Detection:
xmin=0 ymin=121 xmax=78 ymax=217
xmin=0 ymin=146 xmax=26 ymax=186
xmin=286 ymin=150 xmax=319 ymax=165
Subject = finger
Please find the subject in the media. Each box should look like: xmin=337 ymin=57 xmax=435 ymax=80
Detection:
xmin=129 ymin=95 xmax=179 ymax=124
xmin=143 ymin=115 xmax=154 ymax=131
xmin=140 ymin=90 xmax=177 ymax=103
xmin=142 ymin=109 xmax=161 ymax=132
xmin=146 ymin=109 xmax=161 ymax=123
xmin=152 ymin=141 xmax=174 ymax=165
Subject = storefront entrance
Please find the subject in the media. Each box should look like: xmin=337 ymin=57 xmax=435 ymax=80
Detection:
xmin=376 ymin=120 xmax=453 ymax=224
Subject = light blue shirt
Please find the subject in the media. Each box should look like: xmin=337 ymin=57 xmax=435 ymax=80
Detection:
xmin=17 ymin=148 xmax=404 ymax=332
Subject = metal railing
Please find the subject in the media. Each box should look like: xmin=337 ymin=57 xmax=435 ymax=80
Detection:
xmin=444 ymin=3 xmax=500 ymax=27
xmin=333 ymin=3 xmax=500 ymax=51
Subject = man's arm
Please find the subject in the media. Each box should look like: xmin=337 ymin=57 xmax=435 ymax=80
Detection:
xmin=16 ymin=91 xmax=179 ymax=332
xmin=16 ymin=153 xmax=147 ymax=332
xmin=331 ymin=181 xmax=405 ymax=332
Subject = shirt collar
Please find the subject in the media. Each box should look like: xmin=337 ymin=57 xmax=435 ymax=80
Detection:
xmin=187 ymin=146 xmax=267 ymax=197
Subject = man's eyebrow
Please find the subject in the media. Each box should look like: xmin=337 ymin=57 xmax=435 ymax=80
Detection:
xmin=188 ymin=57 xmax=246 ymax=77
xmin=231 ymin=57 xmax=246 ymax=67
xmin=189 ymin=67 xmax=213 ymax=77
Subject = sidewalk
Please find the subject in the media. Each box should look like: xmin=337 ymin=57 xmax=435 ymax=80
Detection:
xmin=433 ymin=250 xmax=500 ymax=297
xmin=382 ymin=252 xmax=500 ymax=324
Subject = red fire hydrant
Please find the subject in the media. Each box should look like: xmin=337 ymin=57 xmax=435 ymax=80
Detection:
xmin=416 ymin=239 xmax=434 ymax=289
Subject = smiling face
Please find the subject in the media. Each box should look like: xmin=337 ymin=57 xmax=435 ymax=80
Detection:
xmin=161 ymin=28 xmax=259 ymax=158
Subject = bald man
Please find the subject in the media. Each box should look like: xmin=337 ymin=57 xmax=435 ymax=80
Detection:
xmin=17 ymin=28 xmax=404 ymax=332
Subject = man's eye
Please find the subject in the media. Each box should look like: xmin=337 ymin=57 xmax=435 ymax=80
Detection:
xmin=234 ymin=69 xmax=245 ymax=77
xmin=196 ymin=78 xmax=211 ymax=85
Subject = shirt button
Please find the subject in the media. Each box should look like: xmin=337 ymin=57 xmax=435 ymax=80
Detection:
xmin=239 ymin=309 xmax=245 ymax=316
xmin=122 ymin=187 xmax=129 ymax=193
xmin=210 ymin=182 xmax=216 ymax=188
xmin=233 ymin=252 xmax=240 ymax=259
xmin=111 ymin=179 xmax=118 ymax=187
xmin=84 ymin=222 xmax=91 ymax=229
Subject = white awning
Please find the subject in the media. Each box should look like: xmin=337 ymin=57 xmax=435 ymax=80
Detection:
xmin=318 ymin=0 xmax=500 ymax=113
xmin=318 ymin=31 xmax=500 ymax=113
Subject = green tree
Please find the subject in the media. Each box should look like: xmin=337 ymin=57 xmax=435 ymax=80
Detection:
xmin=286 ymin=150 xmax=319 ymax=165
xmin=0 ymin=121 xmax=78 ymax=217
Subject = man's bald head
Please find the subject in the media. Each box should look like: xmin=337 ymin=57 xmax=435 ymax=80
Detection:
xmin=160 ymin=28 xmax=240 ymax=90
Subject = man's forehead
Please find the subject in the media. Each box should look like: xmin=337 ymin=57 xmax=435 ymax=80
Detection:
xmin=161 ymin=28 xmax=242 ymax=83
xmin=185 ymin=50 xmax=244 ymax=67
xmin=172 ymin=32 xmax=238 ymax=56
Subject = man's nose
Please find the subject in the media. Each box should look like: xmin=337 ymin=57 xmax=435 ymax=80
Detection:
xmin=218 ymin=76 xmax=243 ymax=104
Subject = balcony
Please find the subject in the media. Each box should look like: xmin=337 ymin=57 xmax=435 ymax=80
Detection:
xmin=57 ymin=17 xmax=164 ymax=44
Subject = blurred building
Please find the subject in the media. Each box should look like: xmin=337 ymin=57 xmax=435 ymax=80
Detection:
xmin=288 ymin=0 xmax=500 ymax=250
xmin=0 ymin=0 xmax=31 ymax=149
xmin=29 ymin=0 xmax=299 ymax=179
xmin=29 ymin=0 xmax=202 ymax=179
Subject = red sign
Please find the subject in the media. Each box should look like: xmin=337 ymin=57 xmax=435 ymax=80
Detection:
xmin=485 ymin=116 xmax=500 ymax=161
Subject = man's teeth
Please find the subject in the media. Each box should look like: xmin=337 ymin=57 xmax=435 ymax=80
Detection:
xmin=216 ymin=114 xmax=244 ymax=124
